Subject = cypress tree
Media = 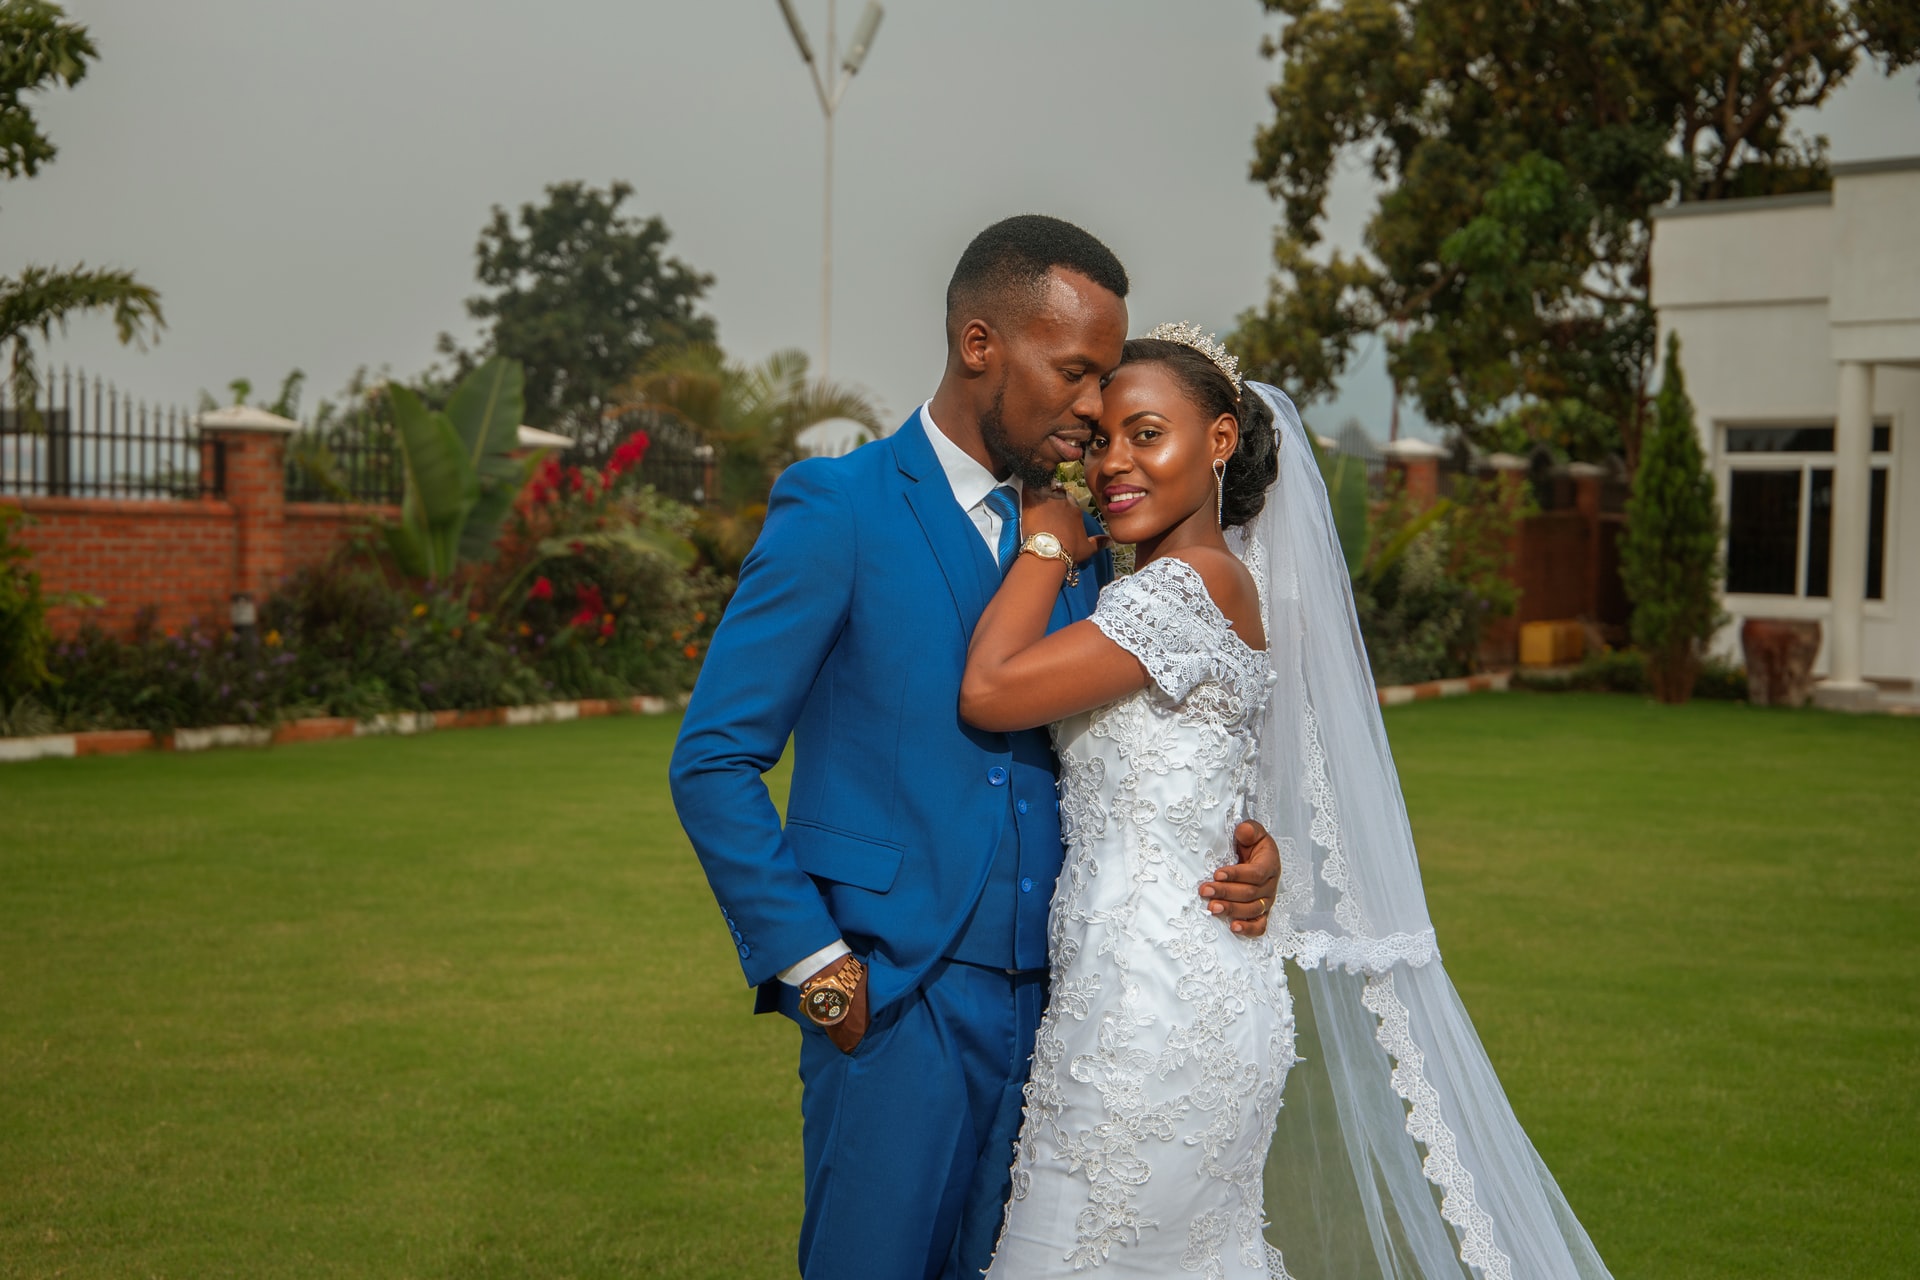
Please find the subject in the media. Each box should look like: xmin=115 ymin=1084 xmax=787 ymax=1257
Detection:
xmin=1620 ymin=333 xmax=1725 ymax=703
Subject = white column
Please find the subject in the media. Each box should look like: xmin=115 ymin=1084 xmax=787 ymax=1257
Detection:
xmin=1820 ymin=360 xmax=1874 ymax=699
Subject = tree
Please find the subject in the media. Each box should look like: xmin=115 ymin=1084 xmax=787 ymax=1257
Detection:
xmin=1232 ymin=0 xmax=1920 ymax=466
xmin=441 ymin=181 xmax=716 ymax=437
xmin=1 ymin=1 xmax=164 ymax=424
xmin=1619 ymin=334 xmax=1724 ymax=704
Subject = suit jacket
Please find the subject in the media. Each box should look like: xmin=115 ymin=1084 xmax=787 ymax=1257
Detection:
xmin=669 ymin=411 xmax=1108 ymax=1018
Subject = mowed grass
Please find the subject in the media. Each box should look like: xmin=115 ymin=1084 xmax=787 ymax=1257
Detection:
xmin=0 ymin=695 xmax=1915 ymax=1278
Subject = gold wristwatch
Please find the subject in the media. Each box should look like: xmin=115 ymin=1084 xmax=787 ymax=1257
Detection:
xmin=800 ymin=955 xmax=867 ymax=1028
xmin=1020 ymin=532 xmax=1080 ymax=588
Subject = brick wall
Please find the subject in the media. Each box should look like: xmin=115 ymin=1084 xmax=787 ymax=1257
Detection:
xmin=7 ymin=425 xmax=396 ymax=638
xmin=13 ymin=496 xmax=239 ymax=636
xmin=285 ymin=502 xmax=393 ymax=578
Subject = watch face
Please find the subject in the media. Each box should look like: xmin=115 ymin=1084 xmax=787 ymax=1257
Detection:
xmin=806 ymin=986 xmax=849 ymax=1025
xmin=1032 ymin=533 xmax=1062 ymax=555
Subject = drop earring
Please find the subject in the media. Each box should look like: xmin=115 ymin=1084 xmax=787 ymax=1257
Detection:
xmin=1213 ymin=458 xmax=1227 ymax=525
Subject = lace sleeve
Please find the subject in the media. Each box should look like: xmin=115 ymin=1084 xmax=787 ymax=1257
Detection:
xmin=1088 ymin=557 xmax=1231 ymax=702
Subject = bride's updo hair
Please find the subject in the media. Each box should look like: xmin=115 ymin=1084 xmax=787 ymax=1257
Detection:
xmin=1117 ymin=338 xmax=1277 ymax=529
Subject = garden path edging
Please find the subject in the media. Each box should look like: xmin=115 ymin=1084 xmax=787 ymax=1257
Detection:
xmin=0 ymin=694 xmax=685 ymax=765
xmin=3 ymin=674 xmax=1506 ymax=765
xmin=1377 ymin=670 xmax=1510 ymax=707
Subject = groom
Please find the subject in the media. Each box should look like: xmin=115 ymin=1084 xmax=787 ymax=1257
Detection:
xmin=669 ymin=215 xmax=1281 ymax=1280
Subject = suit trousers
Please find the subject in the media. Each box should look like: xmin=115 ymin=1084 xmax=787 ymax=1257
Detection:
xmin=797 ymin=959 xmax=1046 ymax=1280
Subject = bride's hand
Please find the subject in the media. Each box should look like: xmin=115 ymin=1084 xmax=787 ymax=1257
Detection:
xmin=1200 ymin=820 xmax=1281 ymax=936
xmin=1019 ymin=484 xmax=1107 ymax=564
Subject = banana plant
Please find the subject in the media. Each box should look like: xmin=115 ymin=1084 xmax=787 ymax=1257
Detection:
xmin=385 ymin=357 xmax=531 ymax=580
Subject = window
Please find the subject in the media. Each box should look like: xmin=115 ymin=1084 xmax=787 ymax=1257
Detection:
xmin=1723 ymin=423 xmax=1891 ymax=600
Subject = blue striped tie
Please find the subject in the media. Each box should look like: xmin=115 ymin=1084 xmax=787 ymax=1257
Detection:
xmin=983 ymin=484 xmax=1021 ymax=573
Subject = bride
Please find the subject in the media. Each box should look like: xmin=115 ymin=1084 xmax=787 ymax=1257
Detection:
xmin=960 ymin=325 xmax=1613 ymax=1278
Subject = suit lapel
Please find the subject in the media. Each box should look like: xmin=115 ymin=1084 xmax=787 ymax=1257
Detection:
xmin=895 ymin=415 xmax=998 ymax=628
xmin=894 ymin=411 xmax=1098 ymax=634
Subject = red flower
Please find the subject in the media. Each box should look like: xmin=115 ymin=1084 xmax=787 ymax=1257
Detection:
xmin=569 ymin=582 xmax=606 ymax=628
xmin=565 ymin=465 xmax=585 ymax=494
xmin=526 ymin=456 xmax=564 ymax=506
xmin=529 ymin=576 xmax=554 ymax=601
xmin=605 ymin=431 xmax=652 ymax=479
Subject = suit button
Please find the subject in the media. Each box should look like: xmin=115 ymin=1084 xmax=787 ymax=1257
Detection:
xmin=988 ymin=767 xmax=1007 ymax=786
xmin=738 ymin=943 xmax=751 ymax=959
xmin=1020 ymin=877 xmax=1035 ymax=893
xmin=1016 ymin=798 xmax=1029 ymax=815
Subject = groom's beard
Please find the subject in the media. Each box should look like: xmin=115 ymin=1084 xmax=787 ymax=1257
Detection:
xmin=979 ymin=384 xmax=1059 ymax=488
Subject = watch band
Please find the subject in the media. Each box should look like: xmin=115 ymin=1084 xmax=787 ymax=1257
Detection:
xmin=1020 ymin=535 xmax=1080 ymax=588
xmin=800 ymin=954 xmax=866 ymax=1028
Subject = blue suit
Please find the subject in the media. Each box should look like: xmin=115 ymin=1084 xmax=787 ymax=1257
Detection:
xmin=670 ymin=412 xmax=1107 ymax=1278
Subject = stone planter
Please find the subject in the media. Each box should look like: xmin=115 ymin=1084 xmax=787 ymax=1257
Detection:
xmin=1741 ymin=619 xmax=1821 ymax=707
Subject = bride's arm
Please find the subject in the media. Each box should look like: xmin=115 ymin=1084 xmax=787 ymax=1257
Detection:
xmin=960 ymin=490 xmax=1145 ymax=732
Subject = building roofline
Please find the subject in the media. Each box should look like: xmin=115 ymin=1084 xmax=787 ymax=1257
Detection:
xmin=1649 ymin=190 xmax=1831 ymax=220
xmin=1649 ymin=156 xmax=1920 ymax=220
xmin=1831 ymin=154 xmax=1920 ymax=177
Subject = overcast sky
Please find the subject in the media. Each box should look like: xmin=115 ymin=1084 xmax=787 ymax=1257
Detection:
xmin=9 ymin=1 xmax=1920 ymax=443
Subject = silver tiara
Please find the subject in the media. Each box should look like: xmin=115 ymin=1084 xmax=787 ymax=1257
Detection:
xmin=1146 ymin=321 xmax=1241 ymax=393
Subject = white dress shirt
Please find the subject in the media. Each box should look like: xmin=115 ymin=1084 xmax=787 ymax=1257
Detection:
xmin=778 ymin=402 xmax=1019 ymax=986
xmin=920 ymin=401 xmax=1022 ymax=563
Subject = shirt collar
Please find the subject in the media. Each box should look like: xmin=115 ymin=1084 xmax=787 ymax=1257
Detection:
xmin=920 ymin=401 xmax=1018 ymax=511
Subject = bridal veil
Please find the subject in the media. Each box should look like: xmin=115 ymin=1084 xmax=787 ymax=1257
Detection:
xmin=1234 ymin=382 xmax=1612 ymax=1280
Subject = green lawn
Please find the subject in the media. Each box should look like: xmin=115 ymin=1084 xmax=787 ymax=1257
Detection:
xmin=0 ymin=695 xmax=1915 ymax=1279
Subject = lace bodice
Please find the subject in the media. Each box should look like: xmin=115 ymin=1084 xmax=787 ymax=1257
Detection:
xmin=988 ymin=556 xmax=1294 ymax=1279
xmin=1084 ymin=555 xmax=1273 ymax=731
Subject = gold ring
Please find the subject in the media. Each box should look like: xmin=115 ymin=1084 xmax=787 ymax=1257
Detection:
xmin=1257 ymin=897 xmax=1268 ymax=913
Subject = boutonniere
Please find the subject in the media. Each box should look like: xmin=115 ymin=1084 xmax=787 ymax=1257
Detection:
xmin=1054 ymin=461 xmax=1136 ymax=577
xmin=1053 ymin=460 xmax=1095 ymax=516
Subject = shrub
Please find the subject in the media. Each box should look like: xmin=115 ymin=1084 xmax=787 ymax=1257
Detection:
xmin=1512 ymin=647 xmax=1747 ymax=701
xmin=1620 ymin=334 xmax=1725 ymax=703
xmin=0 ymin=506 xmax=54 ymax=706
xmin=493 ymin=434 xmax=724 ymax=697
xmin=1355 ymin=474 xmax=1529 ymax=686
xmin=1354 ymin=528 xmax=1469 ymax=686
xmin=1691 ymin=655 xmax=1749 ymax=702
xmin=45 ymin=613 xmax=306 ymax=734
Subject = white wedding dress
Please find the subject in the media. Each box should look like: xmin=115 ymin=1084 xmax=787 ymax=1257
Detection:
xmin=985 ymin=555 xmax=1296 ymax=1279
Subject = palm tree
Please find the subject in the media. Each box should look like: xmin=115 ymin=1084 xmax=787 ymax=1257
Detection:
xmin=2 ymin=3 xmax=165 ymax=426
xmin=607 ymin=345 xmax=885 ymax=510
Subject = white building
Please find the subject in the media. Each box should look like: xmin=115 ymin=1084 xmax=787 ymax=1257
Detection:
xmin=1650 ymin=156 xmax=1920 ymax=707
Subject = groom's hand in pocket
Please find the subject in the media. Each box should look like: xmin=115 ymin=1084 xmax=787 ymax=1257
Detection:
xmin=1199 ymin=820 xmax=1282 ymax=937
xmin=812 ymin=956 xmax=870 ymax=1055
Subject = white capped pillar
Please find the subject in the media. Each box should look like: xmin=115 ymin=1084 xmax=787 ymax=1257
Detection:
xmin=1818 ymin=360 xmax=1874 ymax=703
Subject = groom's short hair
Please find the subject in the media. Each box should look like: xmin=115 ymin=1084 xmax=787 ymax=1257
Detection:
xmin=946 ymin=215 xmax=1129 ymax=345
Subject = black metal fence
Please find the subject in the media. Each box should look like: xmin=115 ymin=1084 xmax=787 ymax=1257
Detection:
xmin=283 ymin=411 xmax=405 ymax=504
xmin=0 ymin=369 xmax=220 ymax=500
xmin=0 ymin=369 xmax=722 ymax=510
xmin=618 ymin=413 xmax=717 ymax=507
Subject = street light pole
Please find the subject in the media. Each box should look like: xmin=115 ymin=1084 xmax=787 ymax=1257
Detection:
xmin=776 ymin=0 xmax=884 ymax=380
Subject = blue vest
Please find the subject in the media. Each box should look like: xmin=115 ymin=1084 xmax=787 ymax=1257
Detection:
xmin=946 ymin=723 xmax=1061 ymax=971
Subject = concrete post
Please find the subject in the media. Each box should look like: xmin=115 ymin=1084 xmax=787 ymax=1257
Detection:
xmin=196 ymin=406 xmax=301 ymax=613
xmin=1817 ymin=360 xmax=1875 ymax=707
